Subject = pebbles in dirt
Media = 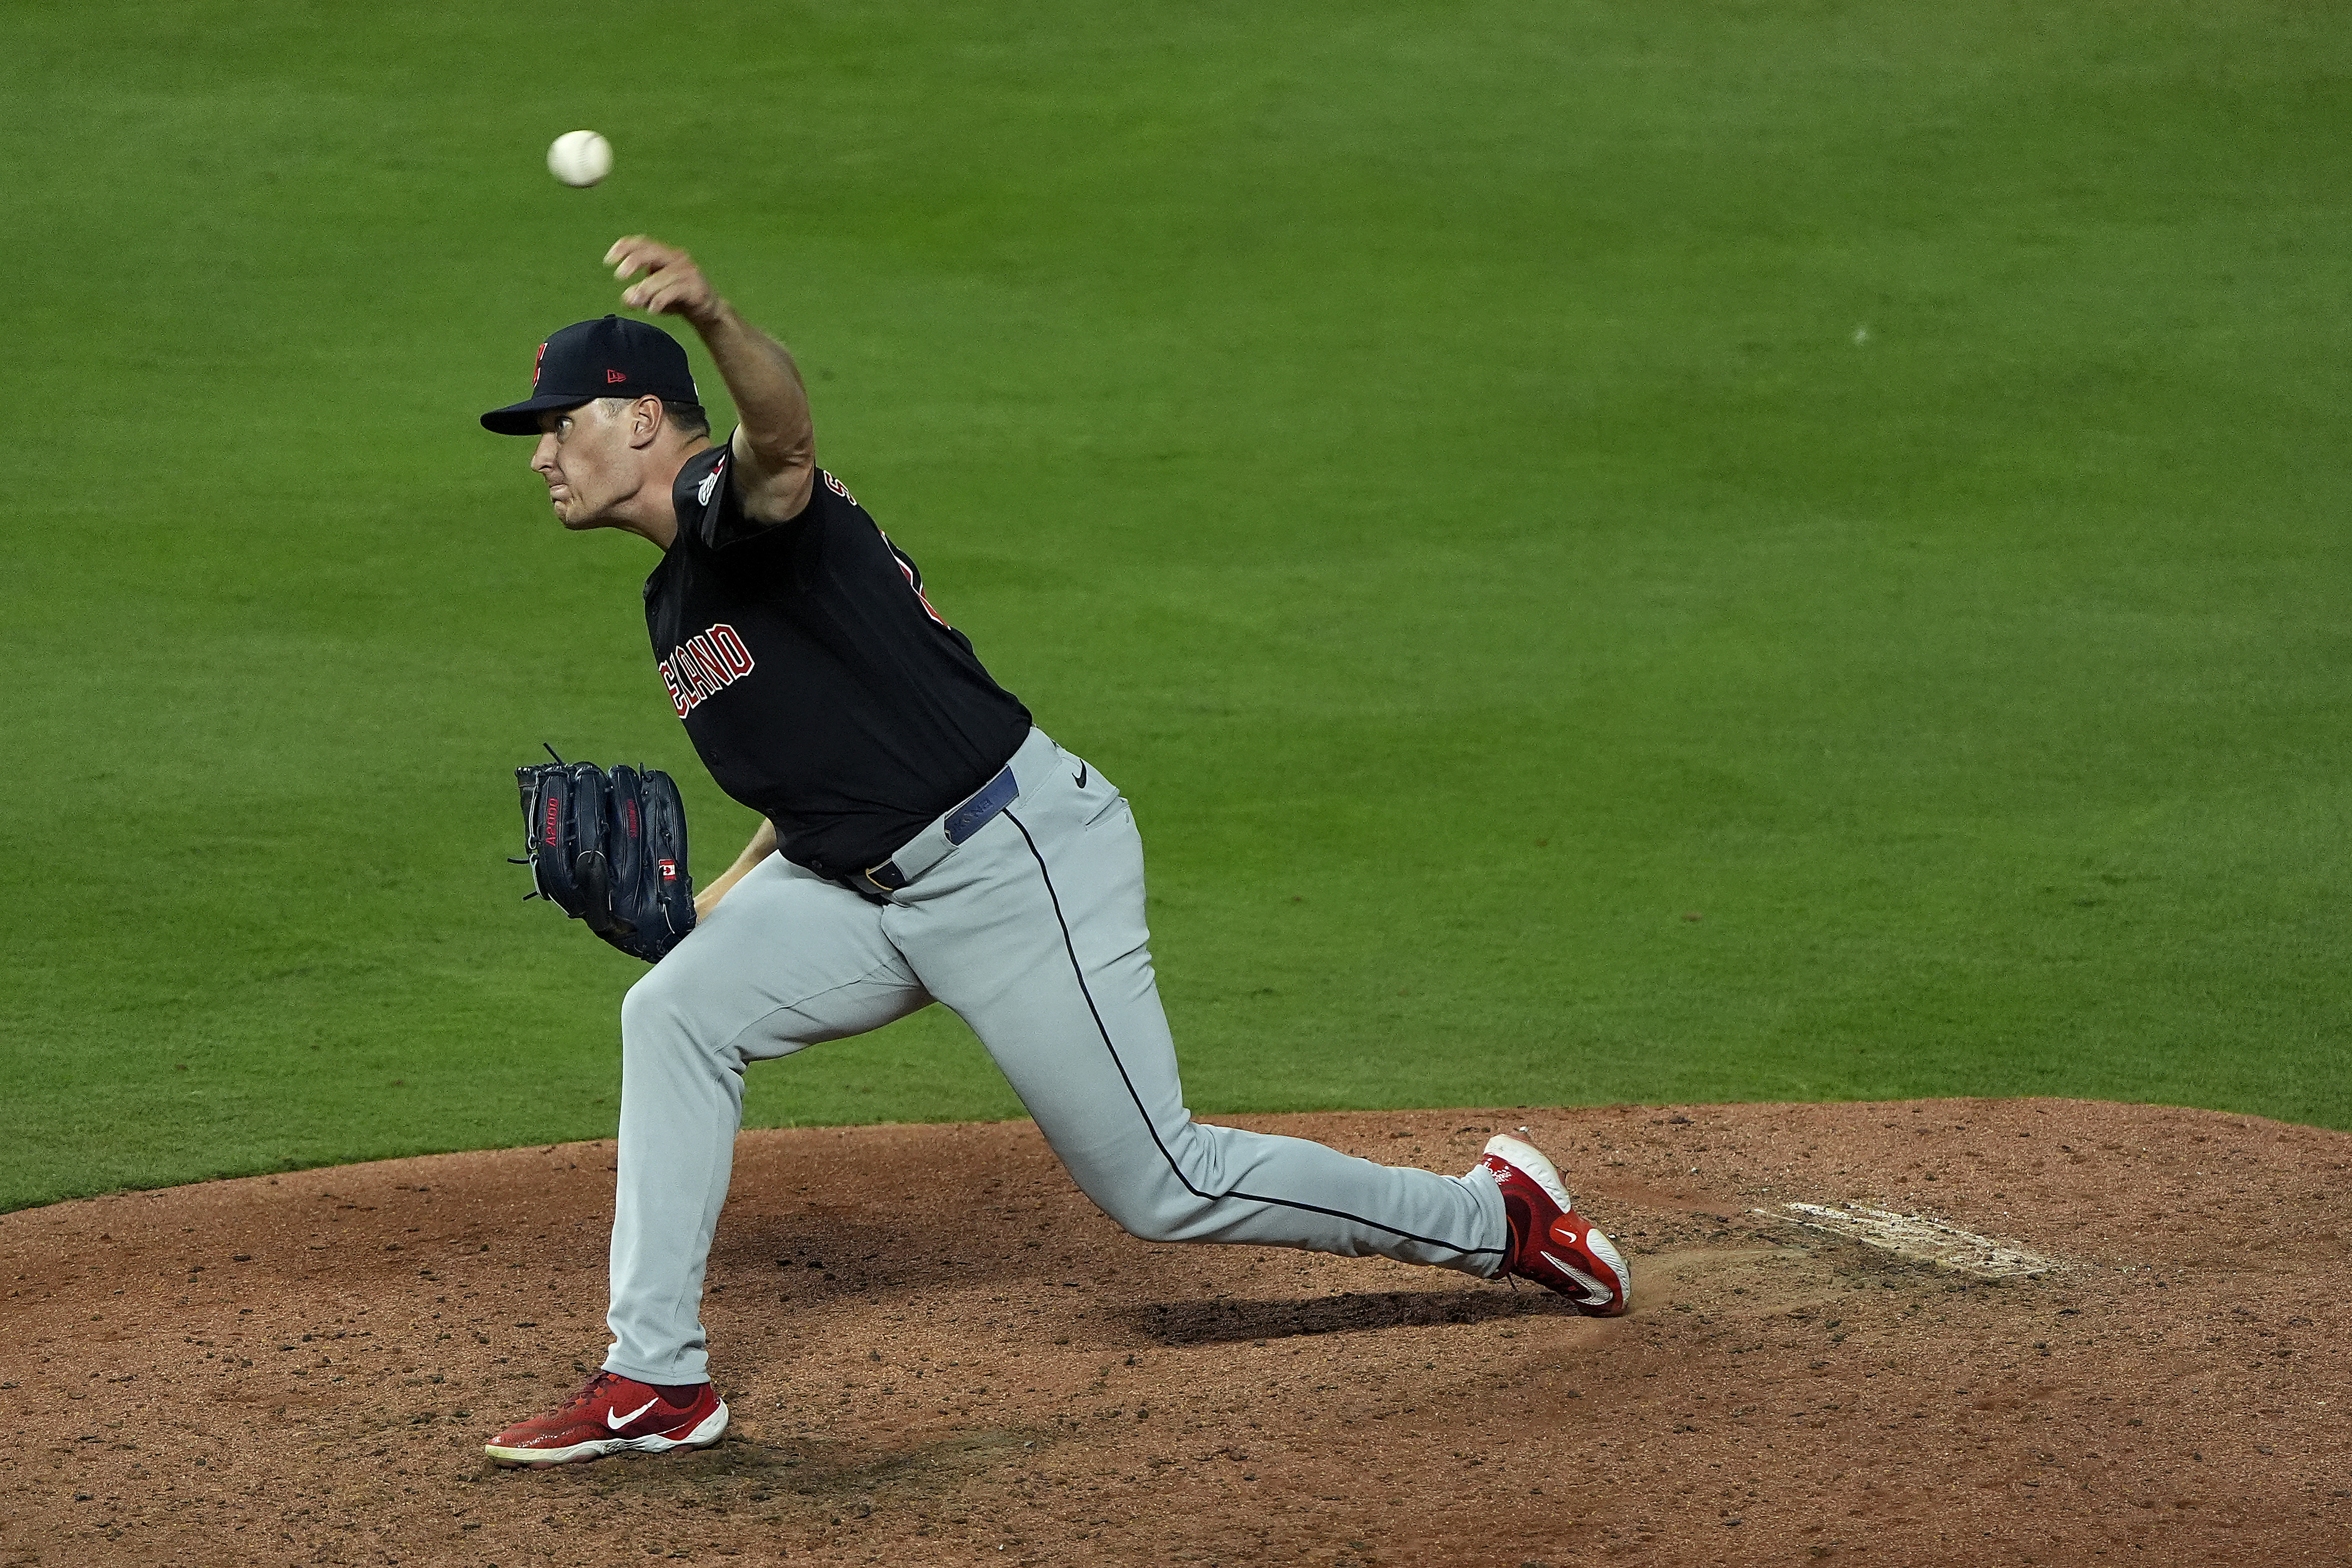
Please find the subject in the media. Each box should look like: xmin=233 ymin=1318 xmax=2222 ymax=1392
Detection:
xmin=3 ymin=1097 xmax=2349 ymax=1566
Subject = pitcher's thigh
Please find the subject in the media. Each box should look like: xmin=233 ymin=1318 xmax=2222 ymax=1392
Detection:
xmin=623 ymin=855 xmax=931 ymax=1065
xmin=897 ymin=802 xmax=1208 ymax=1221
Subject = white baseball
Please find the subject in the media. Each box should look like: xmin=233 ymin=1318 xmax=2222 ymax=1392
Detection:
xmin=547 ymin=130 xmax=613 ymax=188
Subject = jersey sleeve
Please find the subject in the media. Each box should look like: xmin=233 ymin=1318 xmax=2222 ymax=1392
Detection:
xmin=670 ymin=435 xmax=813 ymax=552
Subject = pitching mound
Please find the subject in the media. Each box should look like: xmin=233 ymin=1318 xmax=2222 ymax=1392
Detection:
xmin=5 ymin=1099 xmax=2349 ymax=1566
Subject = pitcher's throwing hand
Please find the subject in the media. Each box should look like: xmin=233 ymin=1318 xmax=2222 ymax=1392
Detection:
xmin=606 ymin=235 xmax=719 ymax=325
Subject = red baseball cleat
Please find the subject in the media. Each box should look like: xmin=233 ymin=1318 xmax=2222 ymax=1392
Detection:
xmin=1480 ymin=1133 xmax=1631 ymax=1316
xmin=484 ymin=1371 xmax=728 ymax=1468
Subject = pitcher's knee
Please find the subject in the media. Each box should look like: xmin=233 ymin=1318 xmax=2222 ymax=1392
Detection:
xmin=620 ymin=964 xmax=705 ymax=1057
xmin=1094 ymin=1172 xmax=1217 ymax=1245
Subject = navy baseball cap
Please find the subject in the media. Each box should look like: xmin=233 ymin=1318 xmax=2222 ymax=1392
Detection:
xmin=480 ymin=315 xmax=700 ymax=434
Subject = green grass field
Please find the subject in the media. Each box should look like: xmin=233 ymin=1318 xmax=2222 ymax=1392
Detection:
xmin=5 ymin=0 xmax=2346 ymax=1212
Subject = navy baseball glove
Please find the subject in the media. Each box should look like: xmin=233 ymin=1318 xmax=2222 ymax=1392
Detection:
xmin=515 ymin=749 xmax=696 ymax=964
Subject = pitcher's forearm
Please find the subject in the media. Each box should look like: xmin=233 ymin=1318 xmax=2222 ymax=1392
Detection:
xmin=606 ymin=235 xmax=815 ymax=517
xmin=694 ymin=820 xmax=779 ymax=919
xmin=692 ymin=303 xmax=813 ymax=480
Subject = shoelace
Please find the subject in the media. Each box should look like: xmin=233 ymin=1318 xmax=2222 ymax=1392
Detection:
xmin=561 ymin=1370 xmax=624 ymax=1413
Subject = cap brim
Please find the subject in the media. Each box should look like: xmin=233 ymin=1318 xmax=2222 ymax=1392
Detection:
xmin=479 ymin=393 xmax=592 ymax=435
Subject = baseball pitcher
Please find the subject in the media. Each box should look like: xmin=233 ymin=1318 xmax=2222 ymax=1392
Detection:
xmin=475 ymin=238 xmax=1629 ymax=1466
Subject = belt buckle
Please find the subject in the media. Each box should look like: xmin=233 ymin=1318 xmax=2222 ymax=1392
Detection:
xmin=863 ymin=861 xmax=907 ymax=895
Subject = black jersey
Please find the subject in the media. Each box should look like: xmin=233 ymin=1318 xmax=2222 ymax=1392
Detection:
xmin=644 ymin=444 xmax=1032 ymax=878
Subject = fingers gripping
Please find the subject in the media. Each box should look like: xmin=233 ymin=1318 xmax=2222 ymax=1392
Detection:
xmin=605 ymin=235 xmax=711 ymax=318
xmin=604 ymin=233 xmax=671 ymax=277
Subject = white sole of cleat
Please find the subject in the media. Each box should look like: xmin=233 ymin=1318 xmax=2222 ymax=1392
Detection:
xmin=484 ymin=1400 xmax=730 ymax=1469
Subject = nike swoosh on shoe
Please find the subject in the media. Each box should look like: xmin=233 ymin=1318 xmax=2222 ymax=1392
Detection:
xmin=1539 ymin=1250 xmax=1617 ymax=1306
xmin=606 ymin=1396 xmax=660 ymax=1431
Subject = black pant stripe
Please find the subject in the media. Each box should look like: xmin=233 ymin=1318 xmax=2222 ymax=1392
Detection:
xmin=1003 ymin=809 xmax=1500 ymax=1259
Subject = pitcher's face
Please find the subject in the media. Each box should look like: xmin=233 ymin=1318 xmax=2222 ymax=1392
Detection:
xmin=531 ymin=402 xmax=633 ymax=529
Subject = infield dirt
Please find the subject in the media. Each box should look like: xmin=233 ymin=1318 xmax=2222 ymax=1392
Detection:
xmin=5 ymin=1099 xmax=2348 ymax=1566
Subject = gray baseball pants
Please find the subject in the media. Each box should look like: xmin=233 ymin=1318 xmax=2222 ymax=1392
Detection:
xmin=602 ymin=726 xmax=1508 ymax=1386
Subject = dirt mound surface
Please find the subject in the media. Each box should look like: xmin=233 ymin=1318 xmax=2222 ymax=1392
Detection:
xmin=5 ymin=1098 xmax=2350 ymax=1566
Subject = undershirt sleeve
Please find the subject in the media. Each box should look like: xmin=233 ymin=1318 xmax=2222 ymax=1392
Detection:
xmin=684 ymin=433 xmax=815 ymax=552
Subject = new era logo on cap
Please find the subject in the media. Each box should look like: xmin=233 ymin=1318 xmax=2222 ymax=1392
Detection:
xmin=480 ymin=316 xmax=698 ymax=435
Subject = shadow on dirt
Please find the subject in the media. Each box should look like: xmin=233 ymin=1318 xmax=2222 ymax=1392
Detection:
xmin=486 ymin=1425 xmax=1046 ymax=1512
xmin=713 ymin=1218 xmax=1071 ymax=1298
xmin=1116 ymin=1285 xmax=1576 ymax=1345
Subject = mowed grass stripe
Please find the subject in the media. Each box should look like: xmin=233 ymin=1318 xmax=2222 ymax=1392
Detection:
xmin=3 ymin=0 xmax=2346 ymax=1209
